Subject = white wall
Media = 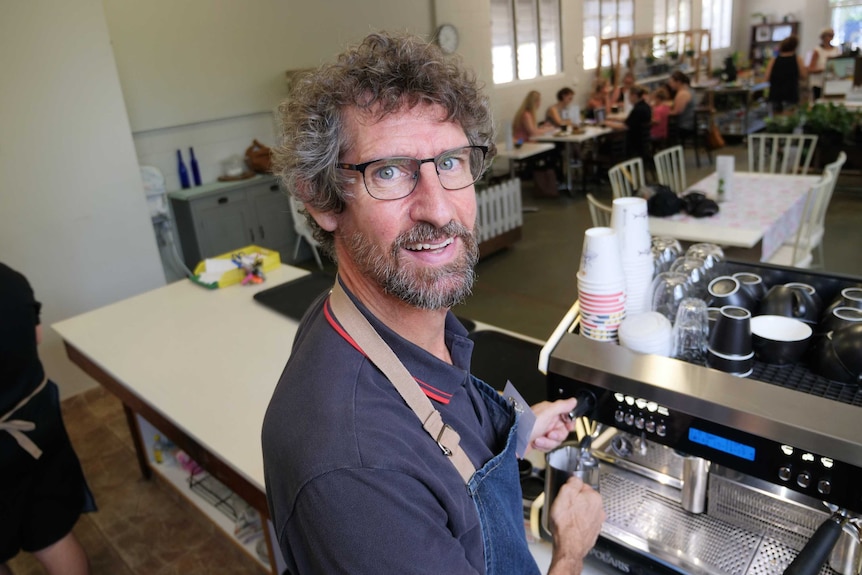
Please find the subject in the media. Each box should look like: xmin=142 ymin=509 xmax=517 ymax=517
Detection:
xmin=736 ymin=1 xmax=830 ymax=65
xmin=0 ymin=0 xmax=165 ymax=398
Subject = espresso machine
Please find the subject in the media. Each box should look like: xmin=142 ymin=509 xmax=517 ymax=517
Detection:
xmin=541 ymin=262 xmax=862 ymax=575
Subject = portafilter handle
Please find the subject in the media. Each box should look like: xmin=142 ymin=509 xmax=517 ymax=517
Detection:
xmin=783 ymin=511 xmax=848 ymax=575
xmin=566 ymin=389 xmax=597 ymax=421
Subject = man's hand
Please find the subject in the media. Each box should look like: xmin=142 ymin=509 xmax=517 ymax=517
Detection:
xmin=527 ymin=398 xmax=579 ymax=453
xmin=547 ymin=476 xmax=606 ymax=575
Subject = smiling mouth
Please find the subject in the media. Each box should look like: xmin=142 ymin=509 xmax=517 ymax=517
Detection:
xmin=404 ymin=237 xmax=454 ymax=252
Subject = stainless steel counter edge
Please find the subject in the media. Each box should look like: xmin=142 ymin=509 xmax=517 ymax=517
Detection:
xmin=548 ymin=333 xmax=862 ymax=468
xmin=167 ymin=174 xmax=276 ymax=202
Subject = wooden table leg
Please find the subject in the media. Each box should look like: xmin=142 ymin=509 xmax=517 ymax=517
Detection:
xmin=123 ymin=404 xmax=152 ymax=480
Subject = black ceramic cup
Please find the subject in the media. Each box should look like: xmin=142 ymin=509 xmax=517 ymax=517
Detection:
xmin=823 ymin=287 xmax=862 ymax=319
xmin=785 ymin=283 xmax=823 ymax=317
xmin=750 ymin=315 xmax=812 ymax=365
xmin=707 ymin=348 xmax=754 ymax=377
xmin=732 ymin=272 xmax=767 ymax=303
xmin=759 ymin=285 xmax=819 ymax=324
xmin=707 ymin=276 xmax=755 ymax=311
xmin=832 ymin=323 xmax=862 ymax=379
xmin=708 ymin=306 xmax=752 ymax=358
xmin=816 ymin=332 xmax=861 ymax=384
xmin=817 ymin=307 xmax=862 ymax=336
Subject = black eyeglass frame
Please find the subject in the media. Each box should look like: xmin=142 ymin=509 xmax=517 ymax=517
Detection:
xmin=336 ymin=145 xmax=489 ymax=201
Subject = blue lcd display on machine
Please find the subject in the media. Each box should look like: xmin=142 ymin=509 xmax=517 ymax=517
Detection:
xmin=689 ymin=428 xmax=756 ymax=461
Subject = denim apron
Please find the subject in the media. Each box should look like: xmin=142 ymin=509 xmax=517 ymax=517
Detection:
xmin=468 ymin=376 xmax=541 ymax=575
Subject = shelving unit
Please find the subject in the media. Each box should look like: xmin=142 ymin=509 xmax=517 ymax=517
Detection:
xmin=749 ymin=21 xmax=800 ymax=70
xmin=136 ymin=416 xmax=270 ymax=572
xmin=597 ymin=29 xmax=712 ymax=88
xmin=707 ymin=82 xmax=771 ymax=136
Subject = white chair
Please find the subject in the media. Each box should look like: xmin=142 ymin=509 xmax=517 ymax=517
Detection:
xmin=766 ymin=172 xmax=833 ymax=269
xmin=608 ymin=157 xmax=646 ymax=200
xmin=748 ymin=133 xmax=818 ymax=175
xmin=289 ymin=195 xmax=324 ymax=270
xmin=653 ymin=145 xmax=687 ymax=195
xmin=586 ymin=193 xmax=612 ymax=227
xmin=780 ymin=151 xmax=846 ymax=268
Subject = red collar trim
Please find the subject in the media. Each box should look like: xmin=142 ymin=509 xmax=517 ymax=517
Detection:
xmin=323 ymin=298 xmax=452 ymax=405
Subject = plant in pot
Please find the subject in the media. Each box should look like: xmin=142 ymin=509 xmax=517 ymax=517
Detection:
xmin=801 ymin=102 xmax=861 ymax=166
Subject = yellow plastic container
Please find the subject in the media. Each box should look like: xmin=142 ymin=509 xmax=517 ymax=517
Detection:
xmin=192 ymin=245 xmax=281 ymax=289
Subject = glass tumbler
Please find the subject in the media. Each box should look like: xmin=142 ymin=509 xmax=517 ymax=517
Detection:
xmin=672 ymin=298 xmax=709 ymax=365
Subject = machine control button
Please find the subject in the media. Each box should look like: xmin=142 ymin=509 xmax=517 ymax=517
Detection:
xmin=635 ymin=416 xmax=645 ymax=429
xmin=645 ymin=419 xmax=656 ymax=433
xmin=624 ymin=413 xmax=635 ymax=426
xmin=797 ymin=471 xmax=812 ymax=489
xmin=817 ymin=480 xmax=832 ymax=495
xmin=615 ymin=410 xmax=625 ymax=423
xmin=778 ymin=466 xmax=792 ymax=482
xmin=656 ymin=422 xmax=667 ymax=437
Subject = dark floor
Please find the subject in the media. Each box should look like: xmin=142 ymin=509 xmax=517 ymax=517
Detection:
xmin=8 ymin=142 xmax=862 ymax=574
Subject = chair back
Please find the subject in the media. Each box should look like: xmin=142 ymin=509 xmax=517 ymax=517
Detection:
xmin=289 ymin=194 xmax=325 ymax=269
xmin=787 ymin=172 xmax=833 ymax=267
xmin=814 ymin=151 xmax=847 ymax=234
xmin=608 ymin=157 xmax=646 ymax=200
xmin=653 ymin=145 xmax=687 ymax=195
xmin=747 ymin=133 xmax=819 ymax=175
xmin=586 ymin=193 xmax=612 ymax=228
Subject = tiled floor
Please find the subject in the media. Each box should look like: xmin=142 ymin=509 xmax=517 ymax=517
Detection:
xmin=7 ymin=142 xmax=862 ymax=574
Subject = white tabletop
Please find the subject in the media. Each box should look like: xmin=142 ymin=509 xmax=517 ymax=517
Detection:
xmin=649 ymin=172 xmax=818 ymax=259
xmin=495 ymin=141 xmax=556 ymax=160
xmin=534 ymin=125 xmax=615 ymax=144
xmin=53 ymin=265 xmax=311 ymax=491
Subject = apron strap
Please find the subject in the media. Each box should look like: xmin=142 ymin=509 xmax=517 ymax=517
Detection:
xmin=329 ymin=279 xmax=475 ymax=484
xmin=0 ymin=377 xmax=49 ymax=459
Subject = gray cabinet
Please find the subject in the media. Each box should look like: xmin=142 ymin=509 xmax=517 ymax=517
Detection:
xmin=170 ymin=175 xmax=303 ymax=268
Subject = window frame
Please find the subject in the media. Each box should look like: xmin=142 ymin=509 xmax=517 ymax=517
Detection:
xmin=491 ymin=0 xmax=563 ymax=84
xmin=583 ymin=0 xmax=635 ymax=71
xmin=701 ymin=0 xmax=733 ymax=50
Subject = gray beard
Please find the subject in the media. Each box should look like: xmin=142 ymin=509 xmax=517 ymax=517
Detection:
xmin=342 ymin=220 xmax=479 ymax=310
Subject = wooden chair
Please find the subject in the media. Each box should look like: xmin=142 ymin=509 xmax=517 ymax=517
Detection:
xmin=747 ymin=133 xmax=819 ymax=175
xmin=586 ymin=193 xmax=612 ymax=227
xmin=667 ymin=107 xmax=713 ymax=168
xmin=765 ymin=172 xmax=833 ymax=269
xmin=289 ymin=195 xmax=324 ymax=269
xmin=780 ymin=151 xmax=846 ymax=267
xmin=608 ymin=157 xmax=646 ymax=200
xmin=653 ymin=145 xmax=688 ymax=195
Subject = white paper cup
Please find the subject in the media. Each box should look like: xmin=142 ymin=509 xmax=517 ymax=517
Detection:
xmin=579 ymin=227 xmax=625 ymax=284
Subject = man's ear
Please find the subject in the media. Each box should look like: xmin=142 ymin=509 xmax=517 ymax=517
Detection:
xmin=304 ymin=202 xmax=338 ymax=232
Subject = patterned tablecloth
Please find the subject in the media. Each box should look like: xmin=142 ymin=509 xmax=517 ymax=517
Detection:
xmin=651 ymin=172 xmax=819 ymax=260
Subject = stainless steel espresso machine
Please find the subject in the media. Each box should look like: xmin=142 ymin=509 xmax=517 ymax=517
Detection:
xmin=541 ymin=262 xmax=862 ymax=575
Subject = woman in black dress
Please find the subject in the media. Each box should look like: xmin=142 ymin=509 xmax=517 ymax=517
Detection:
xmin=766 ymin=35 xmax=808 ymax=113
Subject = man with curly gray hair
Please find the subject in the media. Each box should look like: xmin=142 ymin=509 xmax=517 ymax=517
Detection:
xmin=262 ymin=32 xmax=604 ymax=575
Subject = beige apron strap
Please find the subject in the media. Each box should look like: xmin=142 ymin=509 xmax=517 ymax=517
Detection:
xmin=329 ymin=280 xmax=475 ymax=484
xmin=0 ymin=377 xmax=49 ymax=459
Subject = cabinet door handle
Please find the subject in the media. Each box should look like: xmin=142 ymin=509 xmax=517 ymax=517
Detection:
xmin=218 ymin=197 xmax=228 ymax=204
xmin=250 ymin=229 xmax=255 ymax=242
xmin=270 ymin=184 xmax=280 ymax=192
xmin=259 ymin=225 xmax=265 ymax=239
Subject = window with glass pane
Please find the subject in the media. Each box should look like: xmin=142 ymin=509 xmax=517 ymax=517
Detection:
xmin=491 ymin=0 xmax=562 ymax=84
xmin=583 ymin=0 xmax=635 ymax=70
xmin=831 ymin=0 xmax=862 ymax=51
xmin=702 ymin=0 xmax=732 ymax=49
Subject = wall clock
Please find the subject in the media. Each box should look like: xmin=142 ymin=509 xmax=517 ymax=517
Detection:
xmin=436 ymin=24 xmax=459 ymax=54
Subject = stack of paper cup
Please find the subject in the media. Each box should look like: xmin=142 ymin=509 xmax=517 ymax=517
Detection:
xmin=578 ymin=227 xmax=626 ymax=342
xmin=611 ymin=197 xmax=654 ymax=316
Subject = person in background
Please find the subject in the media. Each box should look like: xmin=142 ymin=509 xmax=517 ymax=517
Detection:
xmin=0 ymin=263 xmax=93 ymax=575
xmin=667 ymin=70 xmax=695 ymax=134
xmin=262 ymin=32 xmax=605 ymax=574
xmin=585 ymin=77 xmax=612 ymax=120
xmin=808 ymin=28 xmax=842 ymax=101
xmin=546 ymin=87 xmax=576 ymax=128
xmin=513 ymin=90 xmax=557 ymax=142
xmin=650 ymin=87 xmax=672 ymax=145
xmin=611 ymin=71 xmax=636 ymax=115
xmin=766 ymin=35 xmax=807 ymax=113
xmin=604 ymin=85 xmax=653 ymax=160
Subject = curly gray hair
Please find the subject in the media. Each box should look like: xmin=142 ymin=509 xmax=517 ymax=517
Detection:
xmin=272 ymin=32 xmax=496 ymax=256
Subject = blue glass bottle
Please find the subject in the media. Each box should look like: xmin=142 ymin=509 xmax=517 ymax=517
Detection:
xmin=177 ymin=150 xmax=190 ymax=189
xmin=189 ymin=147 xmax=202 ymax=186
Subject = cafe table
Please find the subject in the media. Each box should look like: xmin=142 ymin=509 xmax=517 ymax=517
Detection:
xmin=534 ymin=125 xmax=615 ymax=193
xmin=494 ymin=141 xmax=556 ymax=178
xmin=648 ymin=171 xmax=820 ymax=261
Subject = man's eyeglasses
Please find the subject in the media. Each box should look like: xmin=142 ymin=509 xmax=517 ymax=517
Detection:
xmin=337 ymin=145 xmax=488 ymax=201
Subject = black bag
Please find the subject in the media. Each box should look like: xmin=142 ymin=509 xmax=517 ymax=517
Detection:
xmin=641 ymin=184 xmax=684 ymax=217
xmin=682 ymin=192 xmax=720 ymax=218
xmin=532 ymin=168 xmax=559 ymax=198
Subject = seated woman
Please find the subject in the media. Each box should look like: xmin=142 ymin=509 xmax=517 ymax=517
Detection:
xmin=585 ymin=78 xmax=611 ymax=121
xmin=667 ymin=70 xmax=695 ymax=138
xmin=604 ymin=85 xmax=652 ymax=160
xmin=545 ymin=87 xmax=576 ymax=128
xmin=512 ymin=90 xmax=556 ymax=143
xmin=611 ymin=72 xmax=636 ymax=115
xmin=650 ymin=87 xmax=672 ymax=145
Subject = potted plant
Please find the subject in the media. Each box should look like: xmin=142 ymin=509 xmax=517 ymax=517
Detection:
xmin=800 ymin=102 xmax=861 ymax=166
xmin=668 ymin=51 xmax=679 ymax=61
